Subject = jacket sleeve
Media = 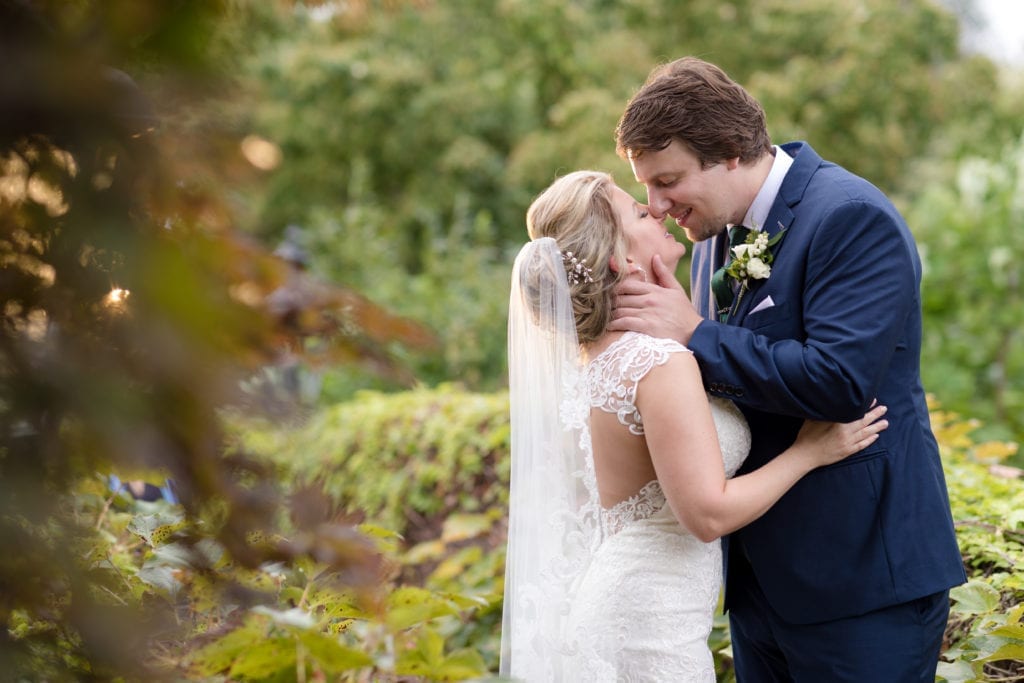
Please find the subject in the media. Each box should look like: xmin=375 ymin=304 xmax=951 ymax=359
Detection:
xmin=688 ymin=199 xmax=919 ymax=422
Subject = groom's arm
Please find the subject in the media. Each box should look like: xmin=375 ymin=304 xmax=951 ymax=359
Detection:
xmin=689 ymin=201 xmax=917 ymax=422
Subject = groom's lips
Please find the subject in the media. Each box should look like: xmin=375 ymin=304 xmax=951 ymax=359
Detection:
xmin=674 ymin=208 xmax=692 ymax=227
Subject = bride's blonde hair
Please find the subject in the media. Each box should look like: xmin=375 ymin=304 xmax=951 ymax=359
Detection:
xmin=526 ymin=171 xmax=629 ymax=344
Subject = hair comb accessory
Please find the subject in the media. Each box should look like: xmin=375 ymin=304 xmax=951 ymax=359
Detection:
xmin=561 ymin=250 xmax=594 ymax=284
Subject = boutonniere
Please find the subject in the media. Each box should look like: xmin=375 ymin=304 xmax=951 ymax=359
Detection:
xmin=725 ymin=227 xmax=786 ymax=293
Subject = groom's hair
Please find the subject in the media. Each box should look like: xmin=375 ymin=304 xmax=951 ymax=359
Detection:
xmin=615 ymin=57 xmax=772 ymax=168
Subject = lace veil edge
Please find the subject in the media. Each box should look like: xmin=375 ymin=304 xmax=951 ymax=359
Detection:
xmin=500 ymin=238 xmax=601 ymax=680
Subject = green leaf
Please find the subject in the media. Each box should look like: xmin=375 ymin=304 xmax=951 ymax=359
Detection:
xmin=396 ymin=632 xmax=488 ymax=680
xmin=437 ymin=590 xmax=491 ymax=611
xmin=432 ymin=546 xmax=483 ymax=582
xmin=293 ymin=630 xmax=373 ymax=672
xmin=395 ymin=629 xmax=443 ymax=675
xmin=420 ymin=627 xmax=445 ymax=663
xmin=935 ymin=659 xmax=978 ymax=683
xmin=127 ymin=511 xmax=185 ymax=547
xmin=137 ymin=564 xmax=182 ymax=596
xmin=988 ymin=623 xmax=1024 ymax=640
xmin=190 ymin=620 xmax=268 ymax=674
xmin=440 ymin=513 xmax=493 ymax=542
xmin=979 ymin=642 xmax=1024 ymax=662
xmin=433 ymin=648 xmax=489 ymax=678
xmin=279 ymin=586 xmax=306 ymax=605
xmin=317 ymin=593 xmax=374 ymax=621
xmin=950 ymin=580 xmax=1001 ymax=614
xmin=405 ymin=539 xmax=446 ymax=564
xmin=385 ymin=587 xmax=458 ymax=631
xmin=228 ymin=636 xmax=296 ymax=678
xmin=966 ymin=634 xmax=1012 ymax=660
xmin=358 ymin=523 xmax=403 ymax=541
xmin=152 ymin=541 xmax=195 ymax=567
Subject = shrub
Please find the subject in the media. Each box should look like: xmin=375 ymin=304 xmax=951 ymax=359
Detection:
xmin=245 ymin=387 xmax=1023 ymax=681
xmin=28 ymin=387 xmax=1021 ymax=680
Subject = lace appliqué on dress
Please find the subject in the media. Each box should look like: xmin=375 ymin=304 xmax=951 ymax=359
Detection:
xmin=585 ymin=332 xmax=690 ymax=436
xmin=602 ymin=480 xmax=667 ymax=535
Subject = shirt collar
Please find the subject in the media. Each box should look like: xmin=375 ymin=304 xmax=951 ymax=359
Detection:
xmin=741 ymin=145 xmax=793 ymax=231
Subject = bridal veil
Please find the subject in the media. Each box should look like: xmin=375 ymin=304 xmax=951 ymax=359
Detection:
xmin=500 ymin=238 xmax=602 ymax=680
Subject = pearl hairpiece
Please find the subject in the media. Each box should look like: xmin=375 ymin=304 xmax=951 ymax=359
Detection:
xmin=561 ymin=250 xmax=594 ymax=284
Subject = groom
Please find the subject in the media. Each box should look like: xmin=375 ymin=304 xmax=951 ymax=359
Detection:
xmin=611 ymin=57 xmax=965 ymax=681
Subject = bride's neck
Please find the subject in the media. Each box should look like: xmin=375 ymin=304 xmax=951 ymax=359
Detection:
xmin=582 ymin=330 xmax=627 ymax=361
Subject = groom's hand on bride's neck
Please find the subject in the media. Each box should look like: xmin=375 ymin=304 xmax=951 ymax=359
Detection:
xmin=649 ymin=254 xmax=680 ymax=289
xmin=610 ymin=255 xmax=701 ymax=344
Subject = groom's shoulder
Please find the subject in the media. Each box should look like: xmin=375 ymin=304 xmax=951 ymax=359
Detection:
xmin=784 ymin=141 xmax=892 ymax=208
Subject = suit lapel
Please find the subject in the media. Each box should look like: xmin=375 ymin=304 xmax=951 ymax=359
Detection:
xmin=705 ymin=142 xmax=824 ymax=325
xmin=728 ymin=145 xmax=810 ymax=324
xmin=730 ymin=210 xmax=792 ymax=323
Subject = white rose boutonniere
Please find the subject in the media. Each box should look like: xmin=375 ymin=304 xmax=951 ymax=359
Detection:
xmin=745 ymin=256 xmax=771 ymax=280
xmin=724 ymin=227 xmax=787 ymax=309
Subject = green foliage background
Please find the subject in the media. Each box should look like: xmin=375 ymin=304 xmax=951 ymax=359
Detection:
xmin=218 ymin=0 xmax=1024 ymax=452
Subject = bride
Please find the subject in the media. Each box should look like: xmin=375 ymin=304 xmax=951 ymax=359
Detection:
xmin=500 ymin=170 xmax=888 ymax=681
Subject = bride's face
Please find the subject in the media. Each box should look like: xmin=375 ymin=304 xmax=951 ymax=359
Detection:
xmin=610 ymin=185 xmax=687 ymax=277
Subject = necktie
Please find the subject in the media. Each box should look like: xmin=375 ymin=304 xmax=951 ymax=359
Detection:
xmin=711 ymin=225 xmax=752 ymax=321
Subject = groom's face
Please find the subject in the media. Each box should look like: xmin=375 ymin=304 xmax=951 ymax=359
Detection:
xmin=629 ymin=139 xmax=741 ymax=244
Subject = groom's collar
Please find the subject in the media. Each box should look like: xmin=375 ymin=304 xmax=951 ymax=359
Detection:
xmin=777 ymin=141 xmax=823 ymax=207
xmin=741 ymin=145 xmax=793 ymax=231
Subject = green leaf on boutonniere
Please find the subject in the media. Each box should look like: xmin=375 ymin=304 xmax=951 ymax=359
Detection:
xmin=725 ymin=227 xmax=787 ymax=290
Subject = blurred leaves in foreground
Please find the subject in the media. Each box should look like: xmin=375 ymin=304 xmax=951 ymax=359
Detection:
xmin=0 ymin=1 xmax=430 ymax=678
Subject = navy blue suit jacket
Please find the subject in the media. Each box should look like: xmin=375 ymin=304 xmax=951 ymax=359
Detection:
xmin=688 ymin=141 xmax=965 ymax=624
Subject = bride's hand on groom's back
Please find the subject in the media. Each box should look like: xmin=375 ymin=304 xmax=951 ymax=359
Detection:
xmin=610 ymin=254 xmax=702 ymax=344
xmin=793 ymin=403 xmax=889 ymax=468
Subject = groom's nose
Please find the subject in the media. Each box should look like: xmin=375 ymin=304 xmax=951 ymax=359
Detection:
xmin=646 ymin=190 xmax=672 ymax=220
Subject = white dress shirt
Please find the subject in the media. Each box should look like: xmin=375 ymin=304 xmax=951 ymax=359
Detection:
xmin=740 ymin=145 xmax=793 ymax=232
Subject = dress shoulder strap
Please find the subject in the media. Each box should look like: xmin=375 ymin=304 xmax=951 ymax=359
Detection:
xmin=585 ymin=332 xmax=690 ymax=435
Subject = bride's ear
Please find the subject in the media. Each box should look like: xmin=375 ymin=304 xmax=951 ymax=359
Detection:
xmin=609 ymin=256 xmax=634 ymax=274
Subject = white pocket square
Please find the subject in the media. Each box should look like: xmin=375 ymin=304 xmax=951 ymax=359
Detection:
xmin=750 ymin=295 xmax=775 ymax=314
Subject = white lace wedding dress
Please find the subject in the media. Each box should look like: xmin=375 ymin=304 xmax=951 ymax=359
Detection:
xmin=565 ymin=331 xmax=751 ymax=681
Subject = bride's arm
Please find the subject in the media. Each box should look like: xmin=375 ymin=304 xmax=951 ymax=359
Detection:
xmin=638 ymin=353 xmax=887 ymax=543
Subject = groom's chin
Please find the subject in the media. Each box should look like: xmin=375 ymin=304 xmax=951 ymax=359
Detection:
xmin=685 ymin=224 xmax=723 ymax=243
